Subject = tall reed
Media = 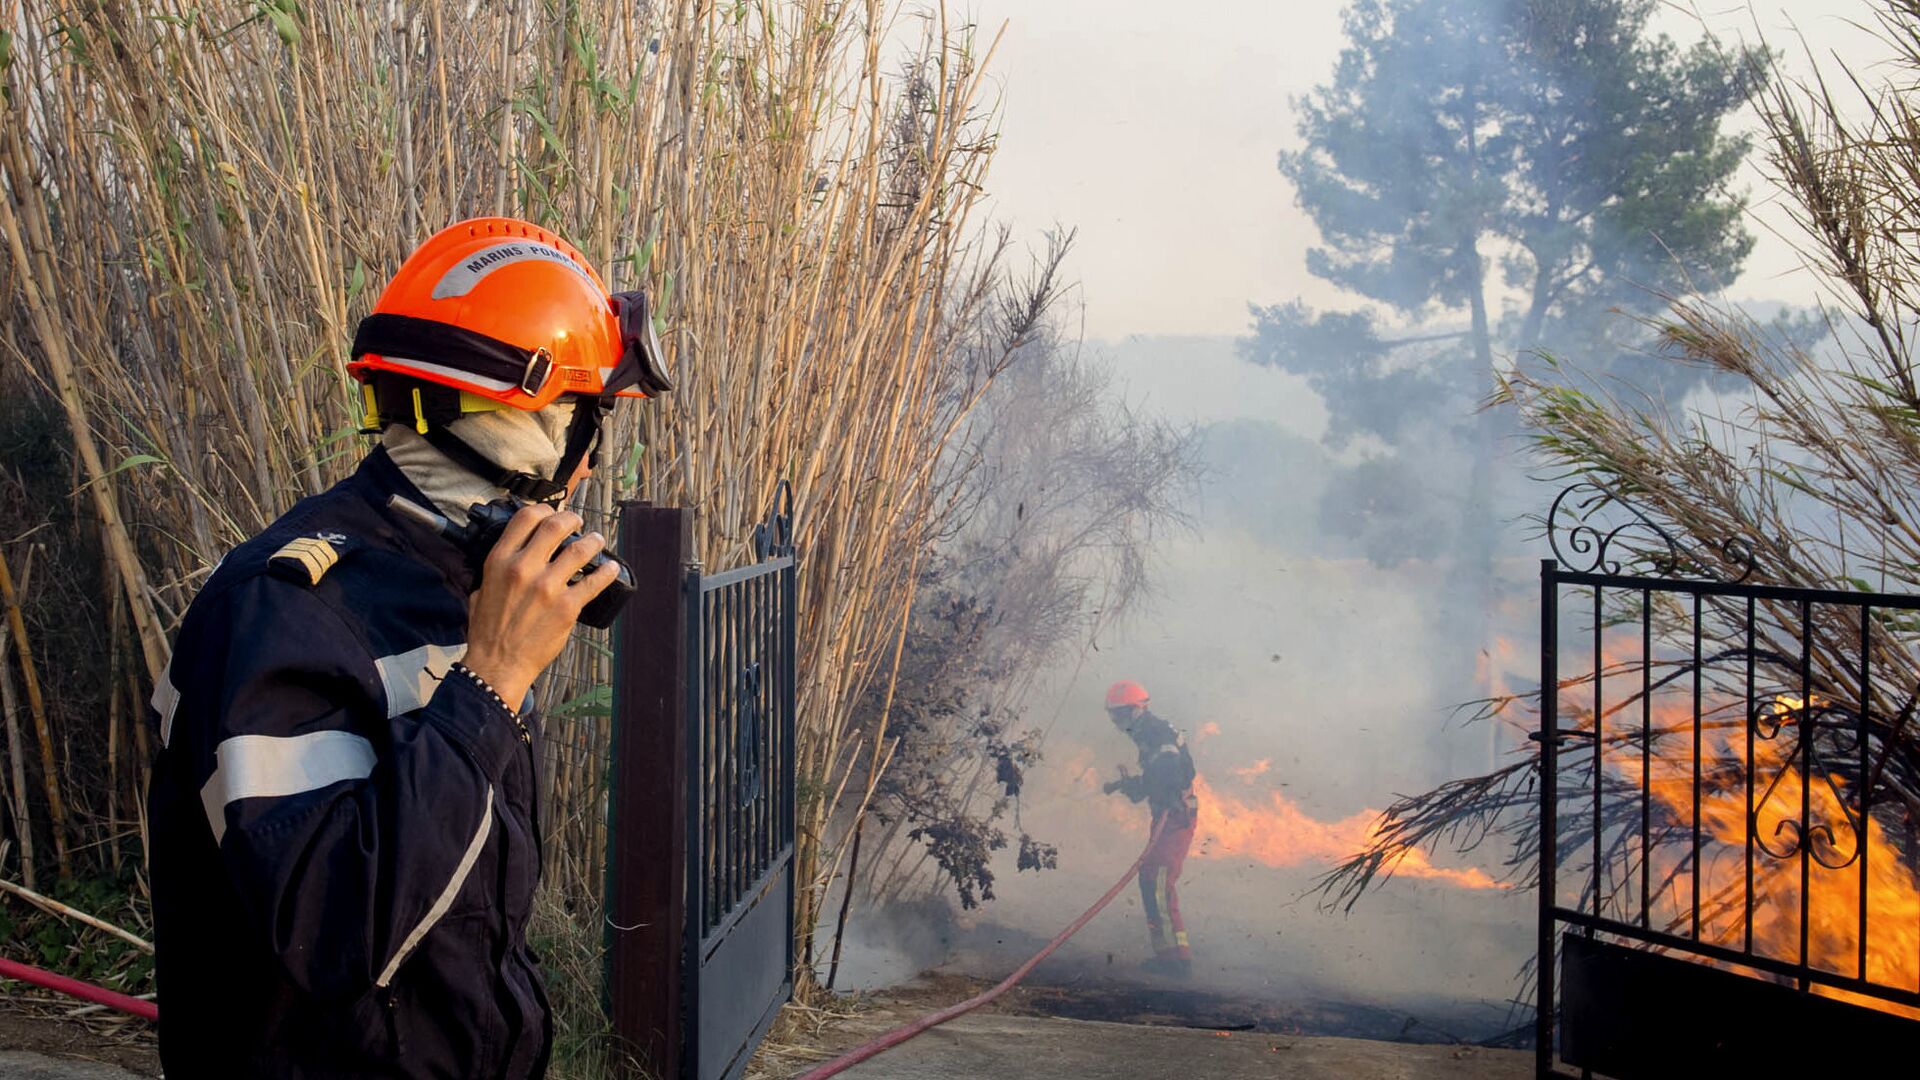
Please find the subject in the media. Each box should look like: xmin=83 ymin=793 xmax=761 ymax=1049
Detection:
xmin=0 ymin=0 xmax=1009 ymax=1016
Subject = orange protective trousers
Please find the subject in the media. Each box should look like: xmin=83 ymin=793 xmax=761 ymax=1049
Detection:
xmin=1138 ymin=819 xmax=1194 ymax=959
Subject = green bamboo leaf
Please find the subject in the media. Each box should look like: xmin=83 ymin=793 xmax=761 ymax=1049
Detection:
xmin=1765 ymin=467 xmax=1821 ymax=499
xmin=48 ymin=17 xmax=90 ymax=67
xmin=316 ymin=443 xmax=359 ymax=468
xmin=511 ymin=158 xmax=556 ymax=212
xmin=550 ymin=685 xmax=612 ymax=718
xmin=517 ymin=99 xmax=564 ymax=157
xmin=626 ymin=61 xmax=645 ymax=108
xmin=1837 ymin=371 xmax=1900 ymax=397
xmin=267 ymin=7 xmax=299 ymax=46
xmin=618 ymin=438 xmax=648 ymax=489
xmin=568 ymin=25 xmax=604 ymax=100
xmin=102 ymin=453 xmax=167 ymax=480
xmin=633 ymin=218 xmax=660 ymax=275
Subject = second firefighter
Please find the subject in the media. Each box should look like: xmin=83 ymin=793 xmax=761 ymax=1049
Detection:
xmin=1102 ymin=680 xmax=1199 ymax=977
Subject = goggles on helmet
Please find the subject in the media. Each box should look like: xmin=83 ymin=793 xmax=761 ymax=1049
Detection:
xmin=606 ymin=291 xmax=675 ymax=397
xmin=351 ymin=288 xmax=672 ymax=405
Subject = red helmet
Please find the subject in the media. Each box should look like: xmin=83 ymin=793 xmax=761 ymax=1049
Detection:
xmin=1105 ymin=680 xmax=1149 ymax=709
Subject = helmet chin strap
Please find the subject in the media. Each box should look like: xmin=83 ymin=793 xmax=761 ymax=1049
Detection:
xmin=548 ymin=396 xmax=612 ymax=500
xmin=418 ymin=397 xmax=608 ymax=506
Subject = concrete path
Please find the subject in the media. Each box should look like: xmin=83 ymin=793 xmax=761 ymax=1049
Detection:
xmin=810 ymin=1012 xmax=1529 ymax=1080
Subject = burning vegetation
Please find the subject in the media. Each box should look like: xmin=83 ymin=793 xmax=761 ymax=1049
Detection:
xmin=1564 ymin=650 xmax=1920 ymax=1018
xmin=1320 ymin=0 xmax=1920 ymax=1023
xmin=1189 ymin=775 xmax=1505 ymax=892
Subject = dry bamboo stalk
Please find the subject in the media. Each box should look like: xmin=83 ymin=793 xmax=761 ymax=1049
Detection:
xmin=105 ymin=675 xmax=121 ymax=874
xmin=494 ymin=0 xmax=520 ymax=217
xmin=0 ymin=876 xmax=154 ymax=952
xmin=106 ymin=582 xmax=127 ymax=873
xmin=0 ymin=137 xmax=168 ymax=683
xmin=4 ymin=0 xmax=1009 ymax=978
xmin=429 ymin=0 xmax=459 ymax=214
xmin=0 ymin=544 xmax=67 ymax=880
xmin=0 ymin=607 xmax=33 ymax=891
xmin=127 ymin=666 xmax=151 ymax=863
xmin=284 ymin=49 xmax=344 ymax=391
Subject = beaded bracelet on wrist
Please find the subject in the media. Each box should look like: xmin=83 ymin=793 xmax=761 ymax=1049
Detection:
xmin=450 ymin=662 xmax=531 ymax=744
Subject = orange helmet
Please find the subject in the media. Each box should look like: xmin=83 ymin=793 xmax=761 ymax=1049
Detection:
xmin=349 ymin=217 xmax=672 ymax=501
xmin=1105 ymin=680 xmax=1149 ymax=709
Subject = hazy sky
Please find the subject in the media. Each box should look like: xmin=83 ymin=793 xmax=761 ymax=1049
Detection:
xmin=967 ymin=1 xmax=1887 ymax=341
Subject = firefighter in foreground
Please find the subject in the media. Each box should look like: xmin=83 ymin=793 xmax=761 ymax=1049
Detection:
xmin=147 ymin=218 xmax=671 ymax=1077
xmin=1101 ymin=680 xmax=1199 ymax=977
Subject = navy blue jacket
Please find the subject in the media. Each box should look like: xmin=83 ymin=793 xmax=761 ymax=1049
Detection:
xmin=1115 ymin=711 xmax=1198 ymax=829
xmin=147 ymin=448 xmax=551 ymax=1078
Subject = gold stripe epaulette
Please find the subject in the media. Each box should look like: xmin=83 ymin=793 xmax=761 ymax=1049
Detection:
xmin=268 ymin=536 xmax=344 ymax=586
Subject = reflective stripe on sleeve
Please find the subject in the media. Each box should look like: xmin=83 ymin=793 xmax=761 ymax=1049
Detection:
xmin=373 ymin=642 xmax=468 ymax=718
xmin=199 ymin=730 xmax=377 ymax=844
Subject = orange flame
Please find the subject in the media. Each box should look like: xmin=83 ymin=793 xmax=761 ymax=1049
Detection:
xmin=1190 ymin=775 xmax=1506 ymax=890
xmin=1230 ymin=758 xmax=1272 ymax=782
xmin=1196 ymin=722 xmax=1222 ymax=740
xmin=1571 ymin=640 xmax=1920 ymax=1017
xmin=1054 ymin=746 xmax=1102 ymax=793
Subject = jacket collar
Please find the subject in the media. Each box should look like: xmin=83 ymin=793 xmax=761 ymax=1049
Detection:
xmin=350 ymin=447 xmax=476 ymax=595
xmin=1130 ymin=710 xmax=1178 ymax=753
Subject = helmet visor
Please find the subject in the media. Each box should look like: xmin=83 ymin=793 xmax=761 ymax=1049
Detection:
xmin=607 ymin=291 xmax=675 ymax=397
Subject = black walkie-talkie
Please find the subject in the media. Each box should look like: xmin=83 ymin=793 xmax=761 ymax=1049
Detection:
xmin=389 ymin=496 xmax=636 ymax=629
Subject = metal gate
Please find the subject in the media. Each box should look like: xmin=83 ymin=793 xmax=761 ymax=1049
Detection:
xmin=1536 ymin=484 xmax=1920 ymax=1077
xmin=684 ymin=493 xmax=797 ymax=1080
xmin=608 ymin=491 xmax=797 ymax=1080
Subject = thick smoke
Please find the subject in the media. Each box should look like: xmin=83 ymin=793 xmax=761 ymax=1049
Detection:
xmin=834 ymin=333 xmax=1539 ymax=1040
xmin=826 ymin=0 xmax=1865 ymax=1048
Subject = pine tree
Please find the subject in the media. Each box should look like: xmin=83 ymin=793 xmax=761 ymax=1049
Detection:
xmin=1250 ymin=0 xmax=1764 ymax=445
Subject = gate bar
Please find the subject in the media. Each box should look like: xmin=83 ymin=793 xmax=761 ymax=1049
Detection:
xmin=1537 ymin=559 xmax=1559 ymax=1077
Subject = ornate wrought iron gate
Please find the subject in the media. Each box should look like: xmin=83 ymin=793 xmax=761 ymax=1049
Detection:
xmin=608 ymin=493 xmax=797 ymax=1080
xmin=1536 ymin=486 xmax=1920 ymax=1077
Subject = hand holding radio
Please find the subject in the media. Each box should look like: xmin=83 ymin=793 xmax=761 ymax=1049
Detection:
xmin=390 ymin=496 xmax=635 ymax=710
xmin=459 ymin=503 xmax=618 ymax=709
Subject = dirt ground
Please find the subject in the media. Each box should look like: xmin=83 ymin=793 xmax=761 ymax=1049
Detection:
xmin=749 ymin=975 xmax=1531 ymax=1080
xmin=4 ymin=974 xmax=1532 ymax=1079
xmin=772 ymin=1012 xmax=1527 ymax=1080
xmin=0 ymin=1002 xmax=159 ymax=1078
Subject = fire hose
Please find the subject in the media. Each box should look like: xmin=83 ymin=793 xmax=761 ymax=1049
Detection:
xmin=793 ymin=821 xmax=1165 ymax=1080
xmin=0 ymin=956 xmax=158 ymax=1022
xmin=0 ymin=823 xmax=1161 ymax=1050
